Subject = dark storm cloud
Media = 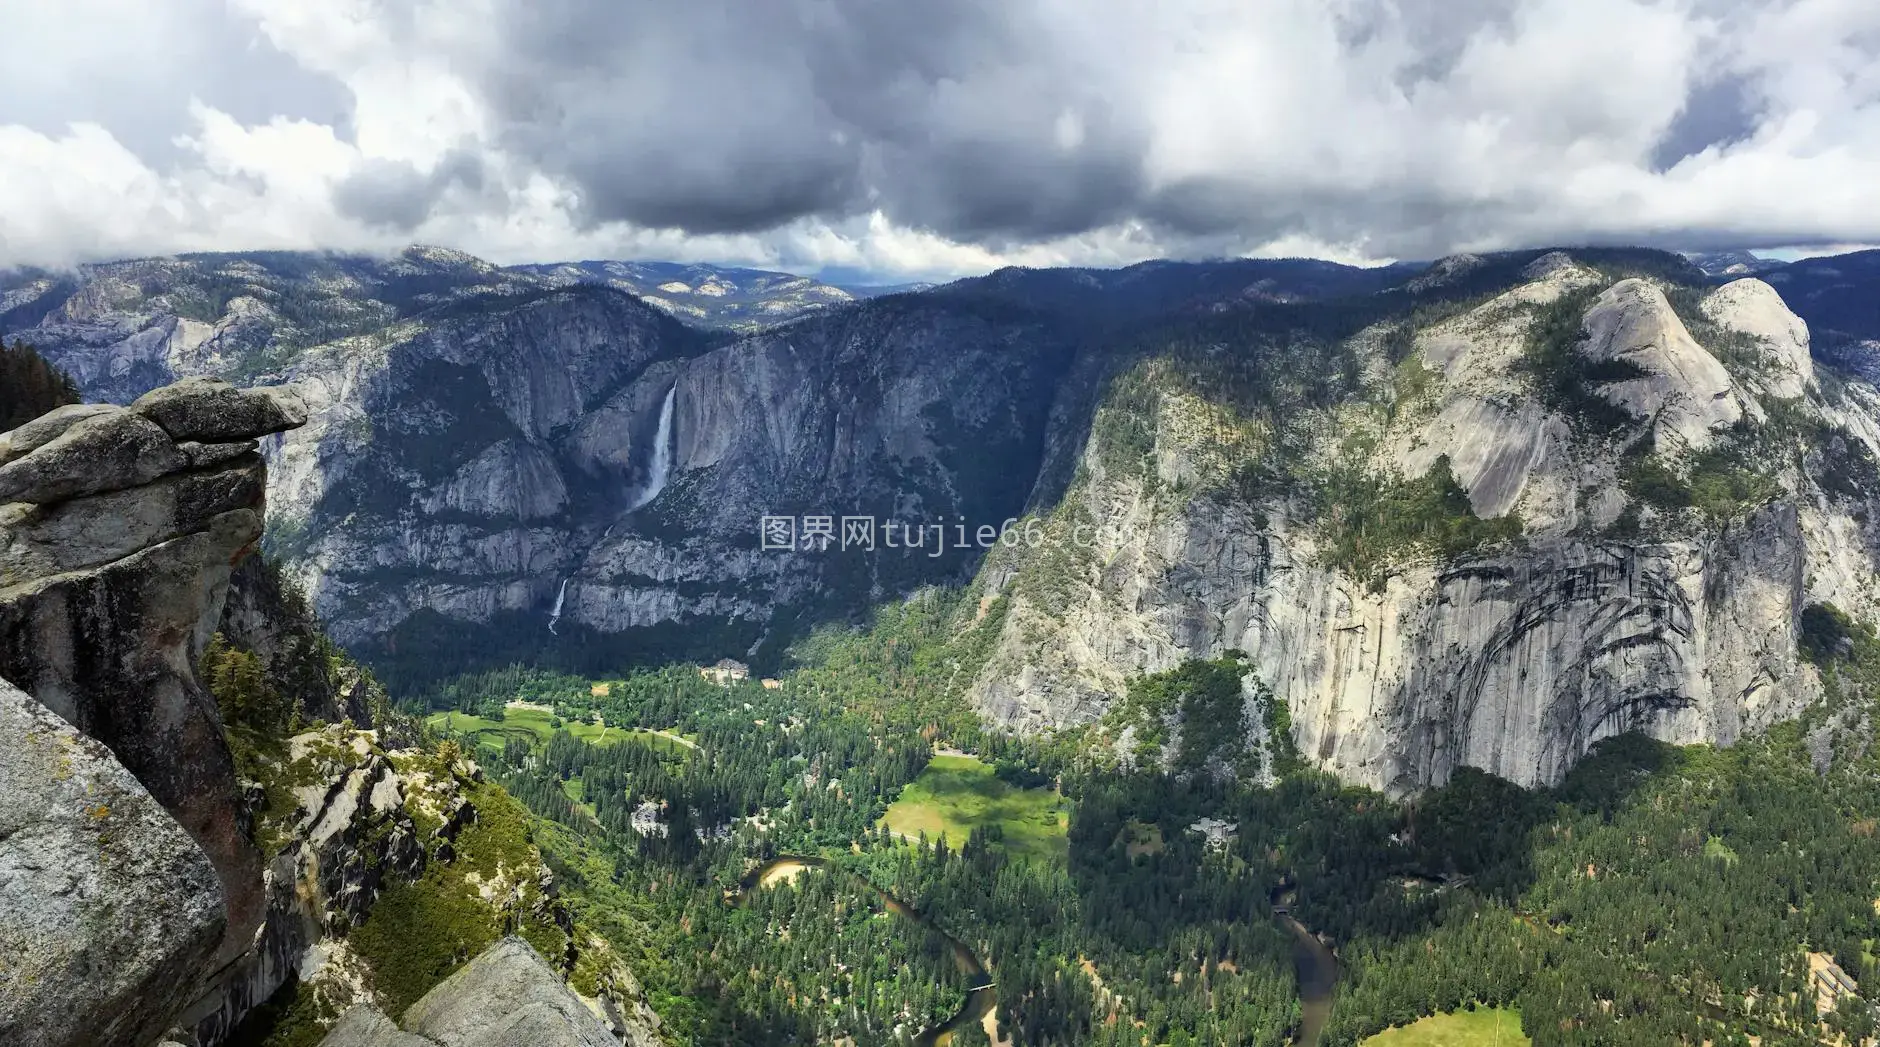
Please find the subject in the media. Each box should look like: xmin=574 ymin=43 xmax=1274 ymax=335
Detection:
xmin=9 ymin=0 xmax=1880 ymax=273
xmin=482 ymin=0 xmax=866 ymax=233
xmin=332 ymin=149 xmax=488 ymax=232
xmin=1648 ymin=74 xmax=1760 ymax=172
xmin=457 ymin=0 xmax=1722 ymax=256
xmin=472 ymin=0 xmax=1149 ymax=240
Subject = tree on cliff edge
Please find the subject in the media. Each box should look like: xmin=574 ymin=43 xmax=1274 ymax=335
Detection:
xmin=0 ymin=339 xmax=81 ymax=430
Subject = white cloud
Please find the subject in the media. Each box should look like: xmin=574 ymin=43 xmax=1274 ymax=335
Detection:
xmin=2 ymin=0 xmax=1879 ymax=279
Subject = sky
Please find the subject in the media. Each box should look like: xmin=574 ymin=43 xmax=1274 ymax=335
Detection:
xmin=1 ymin=0 xmax=1877 ymax=282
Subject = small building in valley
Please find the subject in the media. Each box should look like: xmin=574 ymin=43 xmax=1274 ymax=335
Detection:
xmin=1809 ymin=951 xmax=1863 ymax=1015
xmin=700 ymin=658 xmax=751 ymax=686
xmin=1187 ymin=817 xmax=1238 ymax=851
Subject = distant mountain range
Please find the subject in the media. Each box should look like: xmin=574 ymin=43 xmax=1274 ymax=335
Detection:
xmin=509 ymin=259 xmax=866 ymax=332
xmin=1681 ymin=250 xmax=1793 ymax=277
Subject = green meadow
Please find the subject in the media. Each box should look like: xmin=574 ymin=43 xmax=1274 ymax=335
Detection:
xmin=882 ymin=753 xmax=1068 ymax=863
xmin=1360 ymin=1008 xmax=1528 ymax=1047
xmin=426 ymin=707 xmax=695 ymax=758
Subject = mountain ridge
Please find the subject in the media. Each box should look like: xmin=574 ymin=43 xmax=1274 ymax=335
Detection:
xmin=9 ymin=244 xmax=1880 ymax=793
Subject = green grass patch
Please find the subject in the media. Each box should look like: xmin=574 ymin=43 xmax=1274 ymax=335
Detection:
xmin=882 ymin=754 xmax=1069 ymax=863
xmin=426 ymin=708 xmax=694 ymax=757
xmin=1360 ymin=1008 xmax=1529 ymax=1047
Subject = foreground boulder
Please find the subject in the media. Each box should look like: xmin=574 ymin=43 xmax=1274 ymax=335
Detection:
xmin=317 ymin=937 xmax=621 ymax=1047
xmin=0 ymin=409 xmax=184 ymax=505
xmin=0 ymin=677 xmax=224 ymax=1047
xmin=131 ymin=376 xmax=309 ymax=444
xmin=401 ymin=937 xmax=619 ymax=1047
xmin=318 ymin=1004 xmax=439 ymax=1047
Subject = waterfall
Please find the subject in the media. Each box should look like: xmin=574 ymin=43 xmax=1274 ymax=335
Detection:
xmin=628 ymin=384 xmax=677 ymax=512
xmin=547 ymin=578 xmax=568 ymax=635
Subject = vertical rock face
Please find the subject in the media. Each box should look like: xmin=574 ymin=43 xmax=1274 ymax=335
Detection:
xmin=969 ymin=261 xmax=1877 ymax=791
xmin=0 ymin=677 xmax=225 ymax=1047
xmin=970 ymin=499 xmax=1813 ymax=792
xmin=258 ymin=291 xmax=1074 ymax=649
xmin=0 ymin=379 xmax=307 ymax=1041
xmin=1269 ymin=508 xmax=1806 ymax=791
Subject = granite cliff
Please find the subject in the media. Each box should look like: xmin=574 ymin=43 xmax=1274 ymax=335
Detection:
xmin=0 ymin=378 xmax=661 ymax=1046
xmin=966 ymin=255 xmax=1880 ymax=790
xmin=0 ymin=378 xmax=304 ymax=1044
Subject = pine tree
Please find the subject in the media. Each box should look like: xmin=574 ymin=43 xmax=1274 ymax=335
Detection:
xmin=0 ymin=339 xmax=81 ymax=431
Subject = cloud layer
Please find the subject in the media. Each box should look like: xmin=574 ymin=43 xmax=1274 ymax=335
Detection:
xmin=2 ymin=0 xmax=1878 ymax=278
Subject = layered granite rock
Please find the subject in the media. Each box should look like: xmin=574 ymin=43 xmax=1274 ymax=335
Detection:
xmin=0 ymin=378 xmax=668 ymax=1046
xmin=0 ymin=379 xmax=306 ymax=1042
xmin=0 ymin=677 xmax=224 ymax=1047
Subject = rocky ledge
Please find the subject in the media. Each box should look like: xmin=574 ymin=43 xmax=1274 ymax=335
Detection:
xmin=0 ymin=677 xmax=224 ymax=1047
xmin=0 ymin=379 xmax=663 ymax=1047
xmin=0 ymin=378 xmax=305 ymax=1047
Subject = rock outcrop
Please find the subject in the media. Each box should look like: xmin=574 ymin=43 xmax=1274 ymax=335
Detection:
xmin=400 ymin=936 xmax=622 ymax=1047
xmin=181 ymin=722 xmax=663 ymax=1047
xmin=179 ymin=727 xmax=444 ymax=1045
xmin=0 ymin=376 xmax=668 ymax=1046
xmin=1702 ymin=278 xmax=1815 ymax=400
xmin=316 ymin=936 xmax=647 ymax=1047
xmin=1581 ymin=278 xmax=1745 ymax=452
xmin=316 ymin=1004 xmax=438 ymax=1047
xmin=0 ymin=379 xmax=305 ymax=1043
xmin=0 ymin=677 xmax=224 ymax=1047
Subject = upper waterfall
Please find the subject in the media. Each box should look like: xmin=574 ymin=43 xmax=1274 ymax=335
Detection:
xmin=628 ymin=384 xmax=678 ymax=512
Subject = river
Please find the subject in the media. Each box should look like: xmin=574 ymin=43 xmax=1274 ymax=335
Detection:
xmin=1279 ymin=914 xmax=1338 ymax=1046
xmin=744 ymin=857 xmax=999 ymax=1046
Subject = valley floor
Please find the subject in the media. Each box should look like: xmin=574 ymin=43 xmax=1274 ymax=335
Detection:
xmin=1359 ymin=1009 xmax=1529 ymax=1047
xmin=881 ymin=753 xmax=1069 ymax=864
